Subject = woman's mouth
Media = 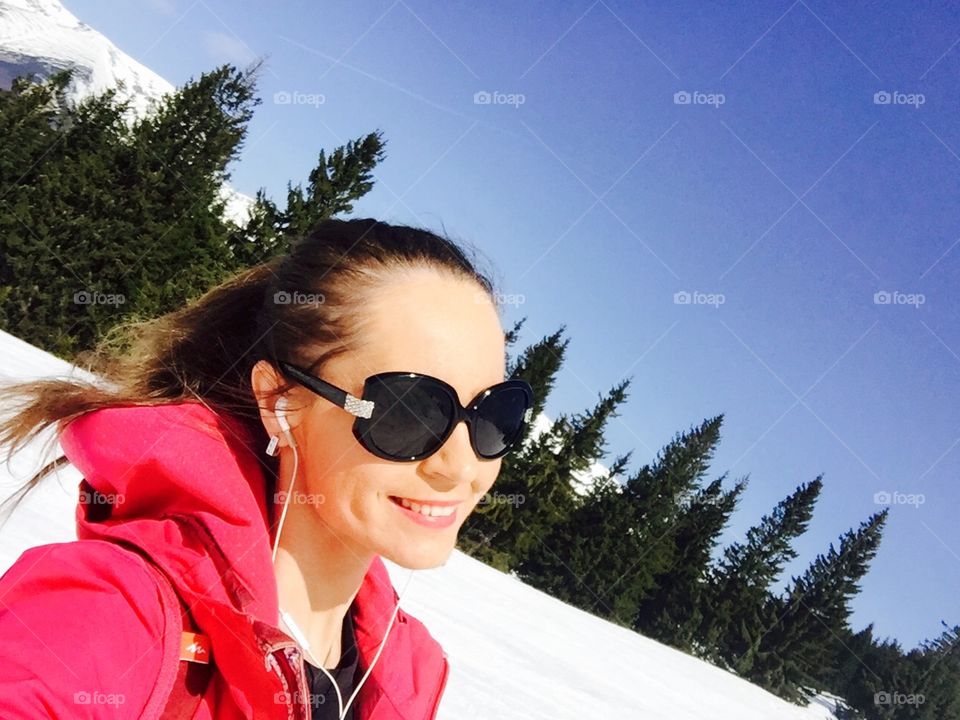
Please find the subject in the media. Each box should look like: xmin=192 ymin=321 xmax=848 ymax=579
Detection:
xmin=388 ymin=495 xmax=460 ymax=528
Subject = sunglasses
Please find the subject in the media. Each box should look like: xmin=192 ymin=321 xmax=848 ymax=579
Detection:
xmin=276 ymin=360 xmax=534 ymax=462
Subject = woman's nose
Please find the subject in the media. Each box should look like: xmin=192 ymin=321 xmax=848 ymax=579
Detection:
xmin=421 ymin=421 xmax=478 ymax=486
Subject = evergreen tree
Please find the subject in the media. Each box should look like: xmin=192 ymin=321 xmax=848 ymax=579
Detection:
xmin=634 ymin=474 xmax=746 ymax=651
xmin=702 ymin=477 xmax=823 ymax=667
xmin=518 ymin=416 xmax=725 ymax=625
xmin=505 ymin=378 xmax=630 ymax=575
xmin=0 ymin=65 xmax=256 ymax=356
xmin=829 ymin=621 xmax=959 ymax=720
xmin=514 ymin=455 xmax=643 ymax=621
xmin=739 ymin=510 xmax=888 ymax=702
xmin=227 ymin=132 xmax=386 ymax=265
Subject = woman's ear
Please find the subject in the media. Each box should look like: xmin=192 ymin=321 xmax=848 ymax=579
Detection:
xmin=251 ymin=359 xmax=302 ymax=443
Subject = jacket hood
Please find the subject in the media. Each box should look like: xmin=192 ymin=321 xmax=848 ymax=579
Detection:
xmin=58 ymin=400 xmax=448 ymax=718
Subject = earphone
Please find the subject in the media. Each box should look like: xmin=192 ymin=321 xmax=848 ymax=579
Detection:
xmin=267 ymin=394 xmax=414 ymax=720
xmin=265 ymin=397 xmax=294 ymax=457
xmin=275 ymin=396 xmax=291 ymax=434
xmin=271 ymin=396 xmax=296 ymax=565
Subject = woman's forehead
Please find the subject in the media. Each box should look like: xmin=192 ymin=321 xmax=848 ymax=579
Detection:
xmin=363 ymin=275 xmax=504 ymax=358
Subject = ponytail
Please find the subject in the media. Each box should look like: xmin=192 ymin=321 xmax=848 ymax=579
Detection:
xmin=0 ymin=259 xmax=282 ymax=522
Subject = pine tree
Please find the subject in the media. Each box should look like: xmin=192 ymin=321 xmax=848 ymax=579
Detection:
xmin=517 ymin=416 xmax=726 ymax=626
xmin=0 ymin=65 xmax=256 ymax=356
xmin=702 ymin=477 xmax=823 ymax=667
xmin=634 ymin=474 xmax=746 ymax=651
xmin=909 ymin=623 xmax=960 ymax=720
xmin=512 ymin=455 xmax=640 ymax=620
xmin=506 ymin=378 xmax=630 ymax=575
xmin=227 ymin=132 xmax=386 ymax=265
xmin=740 ymin=510 xmax=888 ymax=702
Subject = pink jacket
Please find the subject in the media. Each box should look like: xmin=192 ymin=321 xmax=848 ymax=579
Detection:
xmin=0 ymin=401 xmax=449 ymax=719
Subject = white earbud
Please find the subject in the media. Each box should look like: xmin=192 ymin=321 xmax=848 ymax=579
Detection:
xmin=275 ymin=396 xmax=291 ymax=434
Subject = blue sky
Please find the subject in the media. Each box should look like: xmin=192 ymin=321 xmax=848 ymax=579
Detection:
xmin=63 ymin=0 xmax=960 ymax=649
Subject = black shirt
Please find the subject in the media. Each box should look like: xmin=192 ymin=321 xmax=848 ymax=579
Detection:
xmin=304 ymin=607 xmax=360 ymax=720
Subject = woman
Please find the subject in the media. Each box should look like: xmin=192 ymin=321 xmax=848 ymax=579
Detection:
xmin=0 ymin=218 xmax=534 ymax=719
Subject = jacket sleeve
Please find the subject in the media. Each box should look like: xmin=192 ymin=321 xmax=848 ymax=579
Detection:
xmin=0 ymin=541 xmax=169 ymax=719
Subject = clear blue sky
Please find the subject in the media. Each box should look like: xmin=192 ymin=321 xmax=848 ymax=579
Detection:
xmin=64 ymin=0 xmax=960 ymax=650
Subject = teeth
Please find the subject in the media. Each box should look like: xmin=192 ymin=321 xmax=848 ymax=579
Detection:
xmin=396 ymin=497 xmax=456 ymax=518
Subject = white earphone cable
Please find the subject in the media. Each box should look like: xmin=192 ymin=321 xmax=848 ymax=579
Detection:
xmin=269 ymin=400 xmax=414 ymax=720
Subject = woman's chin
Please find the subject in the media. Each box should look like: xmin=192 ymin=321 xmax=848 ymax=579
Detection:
xmin=381 ymin=538 xmax=455 ymax=570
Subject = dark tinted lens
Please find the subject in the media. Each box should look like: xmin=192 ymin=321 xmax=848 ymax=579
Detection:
xmin=473 ymin=386 xmax=529 ymax=458
xmin=363 ymin=375 xmax=454 ymax=459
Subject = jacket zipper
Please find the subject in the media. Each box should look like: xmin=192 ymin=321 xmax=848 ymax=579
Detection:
xmin=265 ymin=640 xmax=310 ymax=720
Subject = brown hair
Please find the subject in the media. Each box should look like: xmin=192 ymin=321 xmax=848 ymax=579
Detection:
xmin=0 ymin=217 xmax=496 ymax=522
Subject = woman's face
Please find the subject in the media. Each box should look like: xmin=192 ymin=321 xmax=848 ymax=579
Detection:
xmin=286 ymin=270 xmax=507 ymax=569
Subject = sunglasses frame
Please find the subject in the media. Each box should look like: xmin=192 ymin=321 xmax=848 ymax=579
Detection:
xmin=276 ymin=360 xmax=534 ymax=462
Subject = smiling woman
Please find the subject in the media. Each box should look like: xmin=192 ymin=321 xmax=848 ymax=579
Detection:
xmin=0 ymin=218 xmax=534 ymax=720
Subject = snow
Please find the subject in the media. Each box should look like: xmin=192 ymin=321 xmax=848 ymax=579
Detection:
xmin=0 ymin=328 xmax=840 ymax=719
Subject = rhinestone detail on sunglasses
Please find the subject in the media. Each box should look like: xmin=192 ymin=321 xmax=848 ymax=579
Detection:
xmin=344 ymin=394 xmax=375 ymax=419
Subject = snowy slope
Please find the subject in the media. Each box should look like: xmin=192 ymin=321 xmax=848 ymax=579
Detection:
xmin=0 ymin=329 xmax=841 ymax=719
xmin=0 ymin=0 xmax=253 ymax=223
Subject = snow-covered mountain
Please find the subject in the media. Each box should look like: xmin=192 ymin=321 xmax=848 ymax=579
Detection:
xmin=0 ymin=328 xmax=842 ymax=719
xmin=0 ymin=0 xmax=253 ymax=224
